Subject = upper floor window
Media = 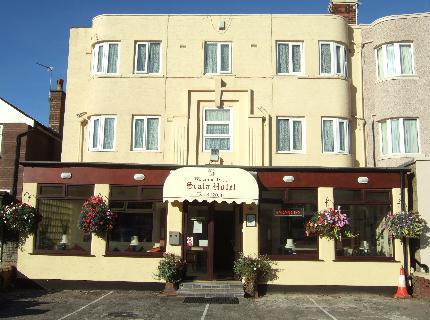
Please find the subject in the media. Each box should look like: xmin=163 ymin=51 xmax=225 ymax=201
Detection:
xmin=134 ymin=42 xmax=161 ymax=74
xmin=322 ymin=118 xmax=349 ymax=154
xmin=203 ymin=108 xmax=232 ymax=151
xmin=132 ymin=116 xmax=160 ymax=151
xmin=92 ymin=42 xmax=120 ymax=75
xmin=89 ymin=115 xmax=116 ymax=151
xmin=376 ymin=43 xmax=414 ymax=80
xmin=379 ymin=118 xmax=419 ymax=155
xmin=277 ymin=42 xmax=303 ymax=75
xmin=204 ymin=42 xmax=231 ymax=74
xmin=320 ymin=42 xmax=347 ymax=77
xmin=277 ymin=117 xmax=305 ymax=153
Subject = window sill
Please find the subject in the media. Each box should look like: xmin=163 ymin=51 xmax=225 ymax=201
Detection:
xmin=334 ymin=256 xmax=396 ymax=262
xmin=130 ymin=150 xmax=162 ymax=153
xmin=299 ymin=75 xmax=348 ymax=81
xmin=88 ymin=149 xmax=117 ymax=152
xmin=31 ymin=250 xmax=94 ymax=257
xmin=379 ymin=153 xmax=420 ymax=160
xmin=268 ymin=254 xmax=320 ymax=261
xmin=276 ymin=151 xmax=306 ymax=154
xmin=376 ymin=75 xmax=418 ymax=83
xmin=104 ymin=251 xmax=164 ymax=258
xmin=322 ymin=152 xmax=350 ymax=156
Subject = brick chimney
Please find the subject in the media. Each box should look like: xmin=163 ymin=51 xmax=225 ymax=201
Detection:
xmin=329 ymin=0 xmax=359 ymax=25
xmin=49 ymin=79 xmax=66 ymax=136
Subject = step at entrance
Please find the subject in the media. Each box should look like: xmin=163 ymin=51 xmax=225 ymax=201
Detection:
xmin=177 ymin=281 xmax=244 ymax=298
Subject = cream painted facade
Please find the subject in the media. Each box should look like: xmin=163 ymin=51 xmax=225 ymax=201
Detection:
xmin=62 ymin=14 xmax=365 ymax=167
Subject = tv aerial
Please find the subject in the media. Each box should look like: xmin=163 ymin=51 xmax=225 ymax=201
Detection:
xmin=36 ymin=62 xmax=54 ymax=97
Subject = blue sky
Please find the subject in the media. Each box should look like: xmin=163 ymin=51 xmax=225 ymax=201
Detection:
xmin=1 ymin=0 xmax=429 ymax=126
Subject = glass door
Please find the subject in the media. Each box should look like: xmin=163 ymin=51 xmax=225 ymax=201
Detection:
xmin=184 ymin=203 xmax=213 ymax=280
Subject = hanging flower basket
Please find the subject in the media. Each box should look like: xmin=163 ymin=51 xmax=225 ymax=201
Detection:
xmin=0 ymin=201 xmax=40 ymax=237
xmin=78 ymin=195 xmax=117 ymax=235
xmin=305 ymin=208 xmax=354 ymax=240
xmin=385 ymin=211 xmax=427 ymax=239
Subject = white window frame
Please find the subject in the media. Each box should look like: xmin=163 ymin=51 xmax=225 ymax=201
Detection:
xmin=379 ymin=118 xmax=420 ymax=155
xmin=204 ymin=42 xmax=232 ymax=75
xmin=319 ymin=42 xmax=347 ymax=77
xmin=321 ymin=117 xmax=349 ymax=154
xmin=132 ymin=116 xmax=161 ymax=152
xmin=88 ymin=115 xmax=117 ymax=151
xmin=375 ymin=43 xmax=415 ymax=80
xmin=276 ymin=42 xmax=304 ymax=75
xmin=92 ymin=42 xmax=120 ymax=75
xmin=202 ymin=107 xmax=233 ymax=152
xmin=134 ymin=41 xmax=162 ymax=74
xmin=0 ymin=125 xmax=3 ymax=156
xmin=276 ymin=117 xmax=306 ymax=153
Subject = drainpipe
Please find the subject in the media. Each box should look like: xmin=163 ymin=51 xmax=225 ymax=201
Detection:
xmin=371 ymin=115 xmax=376 ymax=167
xmin=400 ymin=171 xmax=410 ymax=290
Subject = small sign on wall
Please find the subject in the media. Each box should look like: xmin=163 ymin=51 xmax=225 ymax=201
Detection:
xmin=246 ymin=214 xmax=256 ymax=227
xmin=273 ymin=207 xmax=304 ymax=217
xmin=186 ymin=236 xmax=194 ymax=247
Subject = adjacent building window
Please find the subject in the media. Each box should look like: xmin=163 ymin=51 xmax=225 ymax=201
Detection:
xmin=134 ymin=42 xmax=161 ymax=74
xmin=259 ymin=189 xmax=318 ymax=258
xmin=89 ymin=115 xmax=117 ymax=151
xmin=322 ymin=118 xmax=349 ymax=154
xmin=277 ymin=42 xmax=303 ymax=74
xmin=132 ymin=116 xmax=160 ymax=151
xmin=334 ymin=189 xmax=393 ymax=259
xmin=36 ymin=185 xmax=94 ymax=253
xmin=108 ymin=186 xmax=166 ymax=256
xmin=203 ymin=108 xmax=232 ymax=151
xmin=277 ymin=117 xmax=305 ymax=153
xmin=92 ymin=42 xmax=120 ymax=74
xmin=379 ymin=118 xmax=420 ymax=155
xmin=320 ymin=42 xmax=347 ymax=76
xmin=204 ymin=42 xmax=231 ymax=74
xmin=376 ymin=43 xmax=414 ymax=80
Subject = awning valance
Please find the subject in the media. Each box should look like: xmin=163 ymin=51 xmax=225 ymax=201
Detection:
xmin=163 ymin=167 xmax=259 ymax=204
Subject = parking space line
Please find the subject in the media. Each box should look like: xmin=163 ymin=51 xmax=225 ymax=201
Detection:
xmin=307 ymin=296 xmax=338 ymax=320
xmin=57 ymin=290 xmax=114 ymax=320
xmin=201 ymin=303 xmax=209 ymax=320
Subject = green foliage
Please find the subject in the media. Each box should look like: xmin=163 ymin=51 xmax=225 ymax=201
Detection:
xmin=385 ymin=211 xmax=427 ymax=239
xmin=305 ymin=208 xmax=354 ymax=240
xmin=155 ymin=253 xmax=184 ymax=284
xmin=233 ymin=253 xmax=278 ymax=284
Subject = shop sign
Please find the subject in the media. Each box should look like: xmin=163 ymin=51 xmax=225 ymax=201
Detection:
xmin=273 ymin=207 xmax=304 ymax=217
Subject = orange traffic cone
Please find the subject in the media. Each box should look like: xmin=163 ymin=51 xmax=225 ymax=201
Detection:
xmin=394 ymin=267 xmax=411 ymax=299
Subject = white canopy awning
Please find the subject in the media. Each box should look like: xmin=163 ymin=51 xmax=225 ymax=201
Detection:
xmin=163 ymin=167 xmax=259 ymax=204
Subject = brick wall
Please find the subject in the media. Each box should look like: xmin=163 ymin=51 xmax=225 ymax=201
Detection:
xmin=329 ymin=2 xmax=357 ymax=24
xmin=412 ymin=273 xmax=430 ymax=300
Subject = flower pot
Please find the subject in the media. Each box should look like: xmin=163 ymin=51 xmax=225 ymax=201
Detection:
xmin=164 ymin=282 xmax=178 ymax=296
xmin=244 ymin=279 xmax=258 ymax=298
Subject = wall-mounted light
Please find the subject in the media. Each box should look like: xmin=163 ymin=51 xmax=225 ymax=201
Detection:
xmin=283 ymin=175 xmax=295 ymax=183
xmin=60 ymin=172 xmax=72 ymax=179
xmin=218 ymin=20 xmax=225 ymax=30
xmin=134 ymin=173 xmax=145 ymax=181
xmin=357 ymin=176 xmax=369 ymax=184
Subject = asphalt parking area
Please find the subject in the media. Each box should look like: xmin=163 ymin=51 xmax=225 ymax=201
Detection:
xmin=0 ymin=289 xmax=429 ymax=320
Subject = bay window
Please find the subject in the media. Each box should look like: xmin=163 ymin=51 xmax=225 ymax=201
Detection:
xmin=334 ymin=189 xmax=393 ymax=259
xmin=277 ymin=42 xmax=303 ymax=75
xmin=277 ymin=117 xmax=305 ymax=153
xmin=203 ymin=108 xmax=232 ymax=151
xmin=380 ymin=118 xmax=419 ymax=155
xmin=89 ymin=115 xmax=116 ymax=151
xmin=204 ymin=42 xmax=231 ymax=74
xmin=376 ymin=43 xmax=414 ymax=80
xmin=322 ymin=118 xmax=349 ymax=154
xmin=134 ymin=42 xmax=161 ymax=74
xmin=132 ymin=116 xmax=160 ymax=151
xmin=320 ymin=42 xmax=347 ymax=77
xmin=259 ymin=189 xmax=318 ymax=259
xmin=92 ymin=42 xmax=119 ymax=74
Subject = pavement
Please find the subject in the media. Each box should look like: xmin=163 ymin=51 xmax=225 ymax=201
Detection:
xmin=0 ymin=289 xmax=429 ymax=319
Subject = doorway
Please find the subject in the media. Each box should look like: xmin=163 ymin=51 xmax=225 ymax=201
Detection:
xmin=184 ymin=202 xmax=238 ymax=280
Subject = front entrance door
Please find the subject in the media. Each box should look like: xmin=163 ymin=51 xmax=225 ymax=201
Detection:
xmin=184 ymin=202 xmax=236 ymax=280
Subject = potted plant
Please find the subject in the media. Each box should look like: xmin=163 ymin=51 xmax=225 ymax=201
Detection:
xmin=385 ymin=211 xmax=427 ymax=240
xmin=154 ymin=253 xmax=185 ymax=295
xmin=305 ymin=208 xmax=354 ymax=240
xmin=233 ymin=253 xmax=278 ymax=298
xmin=0 ymin=201 xmax=40 ymax=246
xmin=78 ymin=195 xmax=117 ymax=236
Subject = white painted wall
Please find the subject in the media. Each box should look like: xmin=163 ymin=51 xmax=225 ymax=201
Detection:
xmin=0 ymin=98 xmax=35 ymax=127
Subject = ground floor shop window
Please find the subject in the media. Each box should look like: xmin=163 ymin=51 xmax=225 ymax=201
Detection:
xmin=259 ymin=189 xmax=318 ymax=258
xmin=334 ymin=189 xmax=393 ymax=259
xmin=107 ymin=186 xmax=166 ymax=255
xmin=36 ymin=199 xmax=91 ymax=252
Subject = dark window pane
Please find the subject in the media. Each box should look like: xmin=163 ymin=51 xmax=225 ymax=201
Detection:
xmin=366 ymin=191 xmax=391 ymax=203
xmin=110 ymin=186 xmax=139 ymax=200
xmin=39 ymin=185 xmax=64 ymax=197
xmin=67 ymin=185 xmax=94 ymax=198
xmin=110 ymin=201 xmax=125 ymax=211
xmin=334 ymin=189 xmax=362 ymax=203
xmin=287 ymin=189 xmax=317 ymax=203
xmin=127 ymin=202 xmax=153 ymax=210
xmin=261 ymin=190 xmax=284 ymax=201
xmin=141 ymin=188 xmax=163 ymax=201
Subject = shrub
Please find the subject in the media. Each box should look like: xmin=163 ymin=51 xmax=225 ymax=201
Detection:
xmin=155 ymin=253 xmax=185 ymax=284
xmin=385 ymin=211 xmax=427 ymax=239
xmin=78 ymin=195 xmax=117 ymax=235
